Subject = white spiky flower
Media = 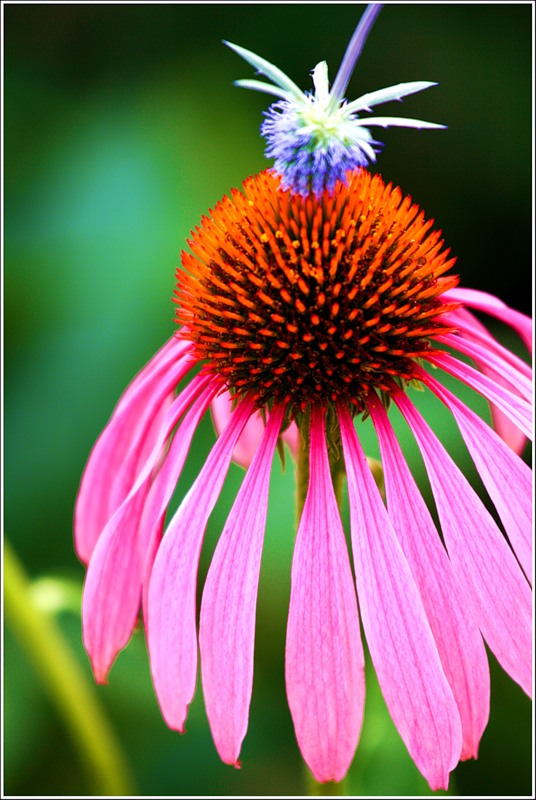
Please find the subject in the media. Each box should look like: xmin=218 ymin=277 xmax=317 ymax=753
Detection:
xmin=226 ymin=3 xmax=445 ymax=196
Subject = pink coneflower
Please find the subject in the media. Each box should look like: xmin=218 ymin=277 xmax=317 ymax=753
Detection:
xmin=75 ymin=4 xmax=532 ymax=792
xmin=76 ymin=168 xmax=532 ymax=789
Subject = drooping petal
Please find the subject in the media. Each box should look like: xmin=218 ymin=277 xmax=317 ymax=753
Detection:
xmin=106 ymin=334 xmax=188 ymax=410
xmin=82 ymin=374 xmax=216 ymax=683
xmin=211 ymin=391 xmax=264 ymax=468
xmin=282 ymin=420 xmax=300 ymax=460
xmin=199 ymin=404 xmax=285 ymax=766
xmin=338 ymin=403 xmax=462 ymax=790
xmin=82 ymin=487 xmax=146 ymax=685
xmin=211 ymin=389 xmax=299 ymax=467
xmin=74 ymin=336 xmax=194 ymax=563
xmin=103 ymin=342 xmax=196 ymax=516
xmin=393 ymin=390 xmax=532 ymax=698
xmin=427 ymin=351 xmax=533 ymax=440
xmin=436 ymin=332 xmax=532 ymax=398
xmin=147 ymin=395 xmax=255 ymax=732
xmin=444 ymin=307 xmax=532 ymax=378
xmin=286 ymin=405 xmax=365 ymax=784
xmin=138 ymin=482 xmax=166 ymax=632
xmin=136 ymin=381 xmax=221 ymax=628
xmin=442 ymin=306 xmax=530 ymax=454
xmin=417 ymin=368 xmax=532 ymax=584
xmin=368 ymin=395 xmax=490 ymax=760
xmin=443 ymin=287 xmax=532 ymax=354
xmin=134 ymin=389 xmax=174 ymax=477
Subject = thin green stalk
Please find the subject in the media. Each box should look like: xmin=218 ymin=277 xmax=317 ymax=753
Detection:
xmin=295 ymin=410 xmax=348 ymax=797
xmin=4 ymin=540 xmax=135 ymax=796
xmin=295 ymin=425 xmax=310 ymax=523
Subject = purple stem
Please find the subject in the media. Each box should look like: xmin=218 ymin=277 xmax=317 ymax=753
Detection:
xmin=330 ymin=3 xmax=384 ymax=102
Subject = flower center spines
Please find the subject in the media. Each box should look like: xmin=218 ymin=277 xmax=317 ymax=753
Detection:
xmin=175 ymin=169 xmax=459 ymax=417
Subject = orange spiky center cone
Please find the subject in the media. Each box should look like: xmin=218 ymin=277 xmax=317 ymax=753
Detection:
xmin=175 ymin=168 xmax=459 ymax=416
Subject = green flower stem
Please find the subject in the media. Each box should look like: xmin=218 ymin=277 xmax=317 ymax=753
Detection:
xmin=295 ymin=410 xmax=348 ymax=797
xmin=295 ymin=431 xmax=310 ymax=523
xmin=4 ymin=540 xmax=135 ymax=796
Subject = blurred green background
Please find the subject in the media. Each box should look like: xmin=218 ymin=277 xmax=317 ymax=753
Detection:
xmin=4 ymin=2 xmax=532 ymax=797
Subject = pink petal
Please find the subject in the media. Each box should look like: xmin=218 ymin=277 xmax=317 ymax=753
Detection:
xmin=113 ymin=334 xmax=189 ymax=406
xmin=199 ymin=404 xmax=285 ymax=766
xmin=211 ymin=391 xmax=266 ymax=469
xmin=442 ymin=287 xmax=532 ymax=354
xmin=338 ymin=403 xmax=462 ymax=790
xmin=74 ymin=336 xmax=194 ymax=563
xmin=417 ymin=368 xmax=532 ymax=584
xmin=82 ymin=488 xmax=149 ymax=684
xmin=286 ymin=405 xmax=365 ymax=784
xmin=444 ymin=307 xmax=532 ymax=378
xmin=282 ymin=420 xmax=300 ymax=460
xmin=211 ymin=390 xmax=299 ymax=467
xmin=134 ymin=390 xmax=174 ymax=476
xmin=104 ymin=346 xmax=195 ymax=520
xmin=368 ymin=395 xmax=490 ymax=760
xmin=427 ymin=351 xmax=532 ymax=441
xmin=442 ymin=307 xmax=529 ymax=454
xmin=137 ymin=382 xmax=220 ymax=628
xmin=147 ymin=395 xmax=256 ymax=732
xmin=436 ymin=332 xmax=531 ymax=398
xmin=394 ymin=390 xmax=532 ymax=698
xmin=82 ymin=375 xmax=216 ymax=683
xmin=138 ymin=483 xmax=166 ymax=633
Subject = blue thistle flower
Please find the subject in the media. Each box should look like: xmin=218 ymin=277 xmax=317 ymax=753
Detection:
xmin=225 ymin=3 xmax=446 ymax=196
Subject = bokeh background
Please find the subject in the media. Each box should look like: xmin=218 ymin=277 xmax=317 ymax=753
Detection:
xmin=4 ymin=2 xmax=533 ymax=796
